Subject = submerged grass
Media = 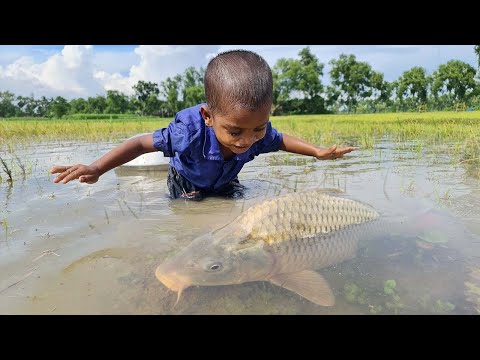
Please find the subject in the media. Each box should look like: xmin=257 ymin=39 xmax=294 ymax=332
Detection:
xmin=1 ymin=111 xmax=479 ymax=178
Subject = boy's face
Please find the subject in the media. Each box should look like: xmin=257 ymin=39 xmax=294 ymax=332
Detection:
xmin=201 ymin=105 xmax=271 ymax=158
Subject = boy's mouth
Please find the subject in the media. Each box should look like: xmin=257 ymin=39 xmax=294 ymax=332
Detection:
xmin=232 ymin=145 xmax=250 ymax=152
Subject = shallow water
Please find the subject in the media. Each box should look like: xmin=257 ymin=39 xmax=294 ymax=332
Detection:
xmin=1 ymin=139 xmax=479 ymax=314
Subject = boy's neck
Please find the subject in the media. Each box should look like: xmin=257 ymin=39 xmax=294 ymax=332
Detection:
xmin=220 ymin=144 xmax=235 ymax=161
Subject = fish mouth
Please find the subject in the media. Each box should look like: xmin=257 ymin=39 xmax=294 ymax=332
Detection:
xmin=155 ymin=266 xmax=191 ymax=289
xmin=155 ymin=266 xmax=193 ymax=307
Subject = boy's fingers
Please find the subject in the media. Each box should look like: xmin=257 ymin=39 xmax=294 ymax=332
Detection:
xmin=51 ymin=166 xmax=77 ymax=184
xmin=51 ymin=165 xmax=77 ymax=184
xmin=79 ymin=175 xmax=96 ymax=183
xmin=331 ymin=147 xmax=355 ymax=159
xmin=337 ymin=146 xmax=356 ymax=155
xmin=61 ymin=168 xmax=82 ymax=183
xmin=50 ymin=166 xmax=71 ymax=174
xmin=53 ymin=170 xmax=73 ymax=183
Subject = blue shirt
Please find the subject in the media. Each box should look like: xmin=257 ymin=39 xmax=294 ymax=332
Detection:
xmin=152 ymin=104 xmax=283 ymax=192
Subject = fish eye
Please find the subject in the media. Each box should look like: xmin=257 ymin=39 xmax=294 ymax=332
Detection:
xmin=206 ymin=262 xmax=223 ymax=272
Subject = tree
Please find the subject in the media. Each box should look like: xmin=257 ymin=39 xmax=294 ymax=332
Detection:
xmin=160 ymin=75 xmax=183 ymax=116
xmin=396 ymin=67 xmax=431 ymax=108
xmin=369 ymin=72 xmax=392 ymax=112
xmin=272 ymin=58 xmax=294 ymax=114
xmin=105 ymin=90 xmax=129 ymax=114
xmin=86 ymin=96 xmax=107 ymax=114
xmin=474 ymin=45 xmax=480 ymax=70
xmin=69 ymin=98 xmax=89 ymax=114
xmin=0 ymin=91 xmax=17 ymax=118
xmin=272 ymin=47 xmax=325 ymax=115
xmin=329 ymin=54 xmax=373 ymax=113
xmin=432 ymin=60 xmax=477 ymax=104
xmin=16 ymin=95 xmax=38 ymax=116
xmin=324 ymin=85 xmax=342 ymax=113
xmin=50 ymin=96 xmax=70 ymax=118
xmin=183 ymin=86 xmax=205 ymax=108
xmin=296 ymin=47 xmax=324 ymax=99
xmin=132 ymin=80 xmax=160 ymax=115
xmin=36 ymin=96 xmax=52 ymax=117
xmin=182 ymin=67 xmax=205 ymax=108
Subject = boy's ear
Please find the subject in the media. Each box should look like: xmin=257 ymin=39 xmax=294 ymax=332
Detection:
xmin=200 ymin=105 xmax=213 ymax=127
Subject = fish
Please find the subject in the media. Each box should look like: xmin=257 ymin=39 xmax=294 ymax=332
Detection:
xmin=155 ymin=189 xmax=386 ymax=307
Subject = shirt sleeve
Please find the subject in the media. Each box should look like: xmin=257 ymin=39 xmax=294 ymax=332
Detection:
xmin=152 ymin=115 xmax=191 ymax=157
xmin=254 ymin=122 xmax=283 ymax=155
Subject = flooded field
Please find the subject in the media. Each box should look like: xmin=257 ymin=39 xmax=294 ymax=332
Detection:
xmin=1 ymin=139 xmax=479 ymax=314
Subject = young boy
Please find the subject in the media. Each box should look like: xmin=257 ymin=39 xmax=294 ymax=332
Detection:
xmin=50 ymin=50 xmax=356 ymax=200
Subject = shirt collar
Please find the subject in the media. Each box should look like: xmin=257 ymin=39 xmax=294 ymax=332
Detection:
xmin=203 ymin=125 xmax=251 ymax=161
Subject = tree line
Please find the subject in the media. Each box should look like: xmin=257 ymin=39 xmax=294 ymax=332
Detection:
xmin=1 ymin=46 xmax=480 ymax=118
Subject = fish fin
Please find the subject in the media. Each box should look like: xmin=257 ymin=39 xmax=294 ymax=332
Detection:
xmin=268 ymin=270 xmax=335 ymax=307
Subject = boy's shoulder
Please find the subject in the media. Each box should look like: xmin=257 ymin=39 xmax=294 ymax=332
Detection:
xmin=174 ymin=103 xmax=205 ymax=131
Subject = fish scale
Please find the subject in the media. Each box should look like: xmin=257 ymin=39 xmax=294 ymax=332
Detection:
xmin=240 ymin=191 xmax=379 ymax=245
xmin=267 ymin=220 xmax=383 ymax=274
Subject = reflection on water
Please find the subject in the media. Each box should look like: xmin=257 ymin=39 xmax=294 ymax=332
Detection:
xmin=0 ymin=139 xmax=479 ymax=314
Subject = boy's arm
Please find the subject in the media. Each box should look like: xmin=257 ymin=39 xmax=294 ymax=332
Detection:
xmin=279 ymin=134 xmax=356 ymax=160
xmin=50 ymin=133 xmax=157 ymax=184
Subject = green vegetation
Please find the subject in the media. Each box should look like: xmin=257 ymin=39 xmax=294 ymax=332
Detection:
xmin=344 ymin=282 xmax=368 ymax=305
xmin=341 ymin=276 xmax=458 ymax=315
xmin=419 ymin=295 xmax=456 ymax=314
xmin=3 ymin=112 xmax=479 ymax=144
xmin=2 ymin=112 xmax=479 ymax=181
xmin=272 ymin=112 xmax=480 ymax=146
xmin=0 ymin=117 xmax=170 ymax=142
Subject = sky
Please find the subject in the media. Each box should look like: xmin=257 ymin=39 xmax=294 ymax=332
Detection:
xmin=0 ymin=45 xmax=477 ymax=100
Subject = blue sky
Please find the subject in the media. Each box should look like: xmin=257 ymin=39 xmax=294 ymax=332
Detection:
xmin=0 ymin=45 xmax=477 ymax=99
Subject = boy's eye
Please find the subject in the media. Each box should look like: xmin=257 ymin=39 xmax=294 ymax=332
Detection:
xmin=228 ymin=127 xmax=265 ymax=137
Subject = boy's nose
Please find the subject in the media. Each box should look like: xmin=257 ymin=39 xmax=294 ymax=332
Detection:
xmin=239 ymin=134 xmax=257 ymax=147
xmin=238 ymin=139 xmax=254 ymax=148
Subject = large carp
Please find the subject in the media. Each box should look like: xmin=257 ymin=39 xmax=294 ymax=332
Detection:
xmin=155 ymin=190 xmax=385 ymax=307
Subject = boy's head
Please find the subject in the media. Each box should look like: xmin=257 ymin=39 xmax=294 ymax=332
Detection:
xmin=204 ymin=49 xmax=273 ymax=115
xmin=201 ymin=50 xmax=273 ymax=157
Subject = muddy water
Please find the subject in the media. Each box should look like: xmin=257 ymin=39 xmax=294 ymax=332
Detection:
xmin=0 ymin=140 xmax=479 ymax=314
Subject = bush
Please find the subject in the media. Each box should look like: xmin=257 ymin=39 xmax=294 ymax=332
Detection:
xmin=65 ymin=114 xmax=120 ymax=120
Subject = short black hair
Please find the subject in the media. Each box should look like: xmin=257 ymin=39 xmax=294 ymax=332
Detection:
xmin=204 ymin=49 xmax=273 ymax=115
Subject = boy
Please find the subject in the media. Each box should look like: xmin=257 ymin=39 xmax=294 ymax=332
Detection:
xmin=50 ymin=50 xmax=356 ymax=200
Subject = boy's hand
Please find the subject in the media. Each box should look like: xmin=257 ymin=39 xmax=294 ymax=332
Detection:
xmin=315 ymin=145 xmax=357 ymax=160
xmin=50 ymin=165 xmax=101 ymax=184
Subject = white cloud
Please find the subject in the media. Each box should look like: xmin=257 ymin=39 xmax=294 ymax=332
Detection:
xmin=93 ymin=71 xmax=137 ymax=95
xmin=0 ymin=45 xmax=221 ymax=99
xmin=94 ymin=45 xmax=220 ymax=96
xmin=128 ymin=45 xmax=219 ymax=85
xmin=39 ymin=45 xmax=103 ymax=95
xmin=0 ymin=45 xmax=104 ymax=98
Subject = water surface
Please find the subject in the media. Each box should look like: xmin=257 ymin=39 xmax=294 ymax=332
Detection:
xmin=1 ymin=139 xmax=479 ymax=314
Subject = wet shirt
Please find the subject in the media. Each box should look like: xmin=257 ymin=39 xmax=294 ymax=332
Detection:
xmin=152 ymin=104 xmax=283 ymax=192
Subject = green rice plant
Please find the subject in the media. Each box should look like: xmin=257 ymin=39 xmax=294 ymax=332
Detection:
xmin=0 ymin=156 xmax=13 ymax=183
